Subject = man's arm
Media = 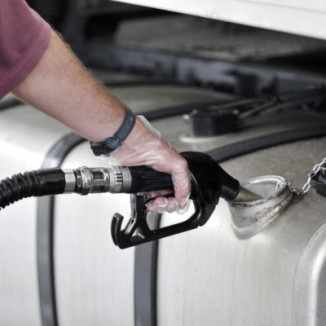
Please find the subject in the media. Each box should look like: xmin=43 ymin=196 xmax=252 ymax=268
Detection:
xmin=13 ymin=30 xmax=125 ymax=142
xmin=13 ymin=31 xmax=190 ymax=211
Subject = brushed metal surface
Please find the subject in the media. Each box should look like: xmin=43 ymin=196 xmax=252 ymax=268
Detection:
xmin=157 ymin=138 xmax=326 ymax=326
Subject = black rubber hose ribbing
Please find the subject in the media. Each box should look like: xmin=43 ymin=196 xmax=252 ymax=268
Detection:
xmin=0 ymin=172 xmax=38 ymax=209
xmin=0 ymin=169 xmax=66 ymax=210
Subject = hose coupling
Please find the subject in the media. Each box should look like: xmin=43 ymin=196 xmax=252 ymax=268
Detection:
xmin=64 ymin=166 xmax=132 ymax=195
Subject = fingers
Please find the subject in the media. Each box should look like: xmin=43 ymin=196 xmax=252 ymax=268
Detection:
xmin=147 ymin=195 xmax=191 ymax=214
xmin=147 ymin=196 xmax=179 ymax=213
xmin=153 ymin=151 xmax=191 ymax=210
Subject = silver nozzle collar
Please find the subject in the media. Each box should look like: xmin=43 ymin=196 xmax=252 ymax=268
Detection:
xmin=72 ymin=166 xmax=132 ymax=195
xmin=64 ymin=169 xmax=76 ymax=193
xmin=108 ymin=166 xmax=131 ymax=193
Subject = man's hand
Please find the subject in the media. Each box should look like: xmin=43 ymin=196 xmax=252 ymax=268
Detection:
xmin=109 ymin=116 xmax=191 ymax=213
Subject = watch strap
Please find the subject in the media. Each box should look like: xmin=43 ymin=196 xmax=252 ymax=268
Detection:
xmin=90 ymin=109 xmax=136 ymax=156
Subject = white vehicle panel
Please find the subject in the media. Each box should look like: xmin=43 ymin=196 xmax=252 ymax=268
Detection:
xmin=113 ymin=0 xmax=326 ymax=39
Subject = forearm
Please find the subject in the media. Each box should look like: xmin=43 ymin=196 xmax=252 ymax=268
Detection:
xmin=13 ymin=30 xmax=125 ymax=142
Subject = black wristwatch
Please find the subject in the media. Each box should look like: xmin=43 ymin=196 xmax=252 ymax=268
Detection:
xmin=90 ymin=110 xmax=136 ymax=156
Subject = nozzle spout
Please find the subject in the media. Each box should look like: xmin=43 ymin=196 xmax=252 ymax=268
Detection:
xmin=233 ymin=186 xmax=263 ymax=202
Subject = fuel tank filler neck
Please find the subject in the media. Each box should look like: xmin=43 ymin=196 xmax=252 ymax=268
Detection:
xmin=228 ymin=175 xmax=293 ymax=238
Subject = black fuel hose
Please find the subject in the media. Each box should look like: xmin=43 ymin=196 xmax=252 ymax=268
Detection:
xmin=0 ymin=169 xmax=65 ymax=210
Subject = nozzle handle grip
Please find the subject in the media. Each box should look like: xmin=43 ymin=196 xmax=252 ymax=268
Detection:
xmin=128 ymin=166 xmax=173 ymax=193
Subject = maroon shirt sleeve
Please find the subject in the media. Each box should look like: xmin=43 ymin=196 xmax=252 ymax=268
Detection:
xmin=0 ymin=0 xmax=51 ymax=99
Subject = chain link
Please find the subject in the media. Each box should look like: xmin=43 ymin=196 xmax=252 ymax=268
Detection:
xmin=282 ymin=156 xmax=326 ymax=196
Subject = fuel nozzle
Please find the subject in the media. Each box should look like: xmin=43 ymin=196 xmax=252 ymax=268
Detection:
xmin=66 ymin=153 xmax=260 ymax=202
xmin=61 ymin=152 xmax=262 ymax=249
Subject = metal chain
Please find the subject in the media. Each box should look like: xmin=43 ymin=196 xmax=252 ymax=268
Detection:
xmin=281 ymin=156 xmax=326 ymax=196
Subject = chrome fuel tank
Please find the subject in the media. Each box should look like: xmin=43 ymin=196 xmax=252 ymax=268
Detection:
xmin=0 ymin=79 xmax=326 ymax=326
